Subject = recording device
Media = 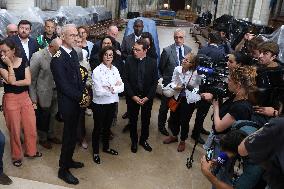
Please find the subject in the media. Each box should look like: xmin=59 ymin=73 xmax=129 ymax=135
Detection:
xmin=212 ymin=151 xmax=229 ymax=175
xmin=250 ymin=67 xmax=284 ymax=106
xmin=197 ymin=55 xmax=229 ymax=99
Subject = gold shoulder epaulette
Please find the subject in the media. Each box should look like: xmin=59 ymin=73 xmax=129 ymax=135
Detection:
xmin=53 ymin=50 xmax=61 ymax=58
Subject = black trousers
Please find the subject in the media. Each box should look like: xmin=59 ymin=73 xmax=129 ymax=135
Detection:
xmin=77 ymin=108 xmax=86 ymax=142
xmin=92 ymin=103 xmax=116 ymax=154
xmin=192 ymin=99 xmax=211 ymax=138
xmin=168 ymin=97 xmax=196 ymax=141
xmin=158 ymin=95 xmax=169 ymax=129
xmin=36 ymin=105 xmax=51 ymax=133
xmin=59 ymin=108 xmax=80 ymax=169
xmin=127 ymin=97 xmax=153 ymax=144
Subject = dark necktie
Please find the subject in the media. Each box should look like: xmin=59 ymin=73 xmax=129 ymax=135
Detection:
xmin=178 ymin=47 xmax=183 ymax=64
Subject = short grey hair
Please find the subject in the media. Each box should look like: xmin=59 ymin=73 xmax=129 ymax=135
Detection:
xmin=174 ymin=28 xmax=186 ymax=37
xmin=49 ymin=37 xmax=62 ymax=47
xmin=61 ymin=24 xmax=76 ymax=35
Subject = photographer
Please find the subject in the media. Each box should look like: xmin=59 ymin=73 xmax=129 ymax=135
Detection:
xmin=201 ymin=130 xmax=263 ymax=189
xmin=238 ymin=117 xmax=284 ymax=189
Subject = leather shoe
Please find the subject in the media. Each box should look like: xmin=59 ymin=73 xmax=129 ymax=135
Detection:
xmin=159 ymin=127 xmax=169 ymax=136
xmin=131 ymin=143 xmax=137 ymax=153
xmin=122 ymin=124 xmax=130 ymax=133
xmin=0 ymin=173 xmax=12 ymax=185
xmin=93 ymin=154 xmax=100 ymax=164
xmin=70 ymin=160 xmax=84 ymax=169
xmin=139 ymin=141 xmax=152 ymax=152
xmin=103 ymin=148 xmax=118 ymax=155
xmin=39 ymin=140 xmax=52 ymax=149
xmin=163 ymin=136 xmax=178 ymax=144
xmin=191 ymin=136 xmax=205 ymax=145
xmin=58 ymin=169 xmax=79 ymax=185
xmin=177 ymin=141 xmax=185 ymax=152
xmin=200 ymin=128 xmax=210 ymax=135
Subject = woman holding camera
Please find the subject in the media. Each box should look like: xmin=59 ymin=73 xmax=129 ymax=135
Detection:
xmin=91 ymin=46 xmax=124 ymax=164
xmin=163 ymin=53 xmax=201 ymax=152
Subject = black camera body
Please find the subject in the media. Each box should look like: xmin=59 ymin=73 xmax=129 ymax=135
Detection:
xmin=197 ymin=55 xmax=229 ymax=99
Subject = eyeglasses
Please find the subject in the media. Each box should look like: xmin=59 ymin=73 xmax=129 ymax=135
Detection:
xmin=8 ymin=31 xmax=17 ymax=34
xmin=132 ymin=48 xmax=142 ymax=52
xmin=104 ymin=53 xmax=113 ymax=57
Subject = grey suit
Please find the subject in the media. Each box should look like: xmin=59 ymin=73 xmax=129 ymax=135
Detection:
xmin=121 ymin=33 xmax=136 ymax=60
xmin=158 ymin=43 xmax=191 ymax=130
xmin=159 ymin=44 xmax=192 ymax=86
xmin=29 ymin=47 xmax=55 ymax=108
xmin=29 ymin=47 xmax=58 ymax=142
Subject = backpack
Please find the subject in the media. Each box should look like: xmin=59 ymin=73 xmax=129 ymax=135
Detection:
xmin=231 ymin=120 xmax=262 ymax=136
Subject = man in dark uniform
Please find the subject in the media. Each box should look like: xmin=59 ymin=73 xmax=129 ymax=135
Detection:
xmin=50 ymin=24 xmax=84 ymax=185
xmin=124 ymin=39 xmax=158 ymax=153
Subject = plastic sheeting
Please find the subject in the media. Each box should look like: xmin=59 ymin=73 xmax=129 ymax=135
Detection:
xmin=261 ymin=25 xmax=284 ymax=63
xmin=124 ymin=17 xmax=160 ymax=60
xmin=92 ymin=5 xmax=112 ymax=21
xmin=53 ymin=6 xmax=93 ymax=26
xmin=0 ymin=9 xmax=19 ymax=39
xmin=9 ymin=7 xmax=45 ymax=38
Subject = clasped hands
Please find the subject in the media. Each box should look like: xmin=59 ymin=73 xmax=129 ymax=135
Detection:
xmin=132 ymin=96 xmax=149 ymax=106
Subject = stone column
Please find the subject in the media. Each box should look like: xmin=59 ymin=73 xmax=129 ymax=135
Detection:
xmin=216 ymin=0 xmax=224 ymax=18
xmin=233 ymin=0 xmax=241 ymax=18
xmin=6 ymin=0 xmax=35 ymax=10
xmin=259 ymin=0 xmax=270 ymax=25
xmin=252 ymin=0 xmax=270 ymax=25
xmin=58 ymin=0 xmax=76 ymax=7
xmin=238 ymin=0 xmax=250 ymax=19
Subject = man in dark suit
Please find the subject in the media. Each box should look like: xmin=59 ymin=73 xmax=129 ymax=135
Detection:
xmin=121 ymin=19 xmax=144 ymax=60
xmin=158 ymin=28 xmax=191 ymax=136
xmin=90 ymin=25 xmax=121 ymax=58
xmin=50 ymin=24 xmax=85 ymax=185
xmin=121 ymin=19 xmax=144 ymax=132
xmin=10 ymin=20 xmax=39 ymax=64
xmin=192 ymin=32 xmax=226 ymax=145
xmin=124 ymin=39 xmax=158 ymax=153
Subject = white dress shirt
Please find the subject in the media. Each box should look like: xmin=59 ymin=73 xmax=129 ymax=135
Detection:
xmin=20 ymin=37 xmax=29 ymax=60
xmin=92 ymin=63 xmax=124 ymax=104
xmin=171 ymin=66 xmax=201 ymax=103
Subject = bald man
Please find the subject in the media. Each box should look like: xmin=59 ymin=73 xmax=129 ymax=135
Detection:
xmin=51 ymin=24 xmax=84 ymax=185
xmin=29 ymin=38 xmax=62 ymax=150
xmin=6 ymin=24 xmax=18 ymax=37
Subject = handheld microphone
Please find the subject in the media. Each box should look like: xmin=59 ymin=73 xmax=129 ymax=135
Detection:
xmin=197 ymin=66 xmax=214 ymax=75
xmin=212 ymin=151 xmax=229 ymax=175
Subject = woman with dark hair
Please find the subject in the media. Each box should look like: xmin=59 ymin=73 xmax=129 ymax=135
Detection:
xmin=141 ymin=32 xmax=158 ymax=60
xmin=91 ymin=46 xmax=124 ymax=164
xmin=163 ymin=52 xmax=202 ymax=152
xmin=0 ymin=39 xmax=41 ymax=167
xmin=78 ymin=26 xmax=94 ymax=60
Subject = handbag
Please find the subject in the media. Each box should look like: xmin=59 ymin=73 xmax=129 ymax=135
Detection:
xmin=167 ymin=71 xmax=194 ymax=112
xmin=167 ymin=97 xmax=181 ymax=112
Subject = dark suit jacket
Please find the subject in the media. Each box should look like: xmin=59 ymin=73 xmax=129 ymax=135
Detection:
xmin=121 ymin=33 xmax=136 ymax=60
xmin=10 ymin=35 xmax=39 ymax=64
xmin=124 ymin=55 xmax=158 ymax=100
xmin=198 ymin=44 xmax=226 ymax=63
xmin=158 ymin=43 xmax=191 ymax=85
xmin=50 ymin=47 xmax=83 ymax=115
xmin=90 ymin=39 xmax=121 ymax=62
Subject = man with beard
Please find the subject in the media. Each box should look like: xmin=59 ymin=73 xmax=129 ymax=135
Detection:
xmin=10 ymin=20 xmax=39 ymax=64
xmin=37 ymin=19 xmax=57 ymax=49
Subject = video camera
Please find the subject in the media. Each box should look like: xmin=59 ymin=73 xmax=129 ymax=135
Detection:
xmin=196 ymin=55 xmax=229 ymax=99
xmin=251 ymin=66 xmax=284 ymax=106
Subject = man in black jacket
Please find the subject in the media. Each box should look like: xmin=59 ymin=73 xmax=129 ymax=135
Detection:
xmin=124 ymin=39 xmax=158 ymax=153
xmin=50 ymin=24 xmax=85 ymax=185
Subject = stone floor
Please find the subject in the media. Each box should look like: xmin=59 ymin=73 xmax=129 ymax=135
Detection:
xmin=0 ymin=26 xmax=213 ymax=189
